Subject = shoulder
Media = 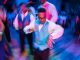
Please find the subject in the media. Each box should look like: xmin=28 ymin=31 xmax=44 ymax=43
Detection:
xmin=47 ymin=19 xmax=56 ymax=25
xmin=30 ymin=13 xmax=35 ymax=19
xmin=47 ymin=1 xmax=56 ymax=8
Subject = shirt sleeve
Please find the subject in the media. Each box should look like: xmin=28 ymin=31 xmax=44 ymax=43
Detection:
xmin=48 ymin=21 xmax=64 ymax=39
xmin=24 ymin=14 xmax=35 ymax=33
xmin=13 ymin=14 xmax=19 ymax=30
xmin=0 ymin=20 xmax=5 ymax=33
xmin=29 ymin=7 xmax=36 ymax=17
xmin=23 ymin=20 xmax=35 ymax=34
xmin=30 ymin=14 xmax=35 ymax=22
xmin=49 ymin=4 xmax=58 ymax=23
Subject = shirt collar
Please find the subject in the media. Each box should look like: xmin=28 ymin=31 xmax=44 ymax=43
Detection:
xmin=37 ymin=19 xmax=49 ymax=24
xmin=21 ymin=11 xmax=28 ymax=16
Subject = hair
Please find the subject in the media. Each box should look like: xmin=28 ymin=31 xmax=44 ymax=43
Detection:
xmin=38 ymin=8 xmax=46 ymax=13
xmin=19 ymin=2 xmax=30 ymax=8
xmin=19 ymin=2 xmax=26 ymax=6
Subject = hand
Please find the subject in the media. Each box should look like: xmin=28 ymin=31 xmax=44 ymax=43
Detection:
xmin=18 ymin=21 xmax=23 ymax=29
xmin=47 ymin=35 xmax=53 ymax=49
xmin=23 ymin=27 xmax=34 ymax=34
xmin=28 ymin=29 xmax=34 ymax=33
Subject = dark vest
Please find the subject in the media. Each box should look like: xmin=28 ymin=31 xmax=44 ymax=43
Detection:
xmin=18 ymin=12 xmax=31 ymax=29
xmin=34 ymin=20 xmax=49 ymax=45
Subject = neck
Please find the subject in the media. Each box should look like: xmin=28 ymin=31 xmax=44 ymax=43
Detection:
xmin=22 ymin=10 xmax=27 ymax=14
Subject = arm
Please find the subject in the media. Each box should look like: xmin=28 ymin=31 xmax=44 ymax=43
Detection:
xmin=48 ymin=21 xmax=64 ymax=39
xmin=23 ymin=20 xmax=35 ymax=34
xmin=50 ymin=24 xmax=64 ymax=39
xmin=30 ymin=14 xmax=35 ymax=22
xmin=0 ymin=20 xmax=5 ymax=41
xmin=0 ymin=20 xmax=5 ymax=32
xmin=29 ymin=7 xmax=36 ymax=17
xmin=50 ymin=4 xmax=58 ymax=23
xmin=47 ymin=21 xmax=64 ymax=48
xmin=23 ymin=14 xmax=35 ymax=34
xmin=13 ymin=14 xmax=19 ymax=30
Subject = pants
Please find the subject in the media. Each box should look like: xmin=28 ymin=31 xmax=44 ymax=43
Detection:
xmin=34 ymin=48 xmax=49 ymax=60
xmin=3 ymin=21 xmax=11 ymax=43
xmin=2 ymin=21 xmax=12 ymax=57
xmin=19 ymin=29 xmax=33 ymax=54
xmin=0 ymin=34 xmax=12 ymax=60
xmin=0 ymin=37 xmax=6 ymax=60
xmin=26 ymin=33 xmax=33 ymax=54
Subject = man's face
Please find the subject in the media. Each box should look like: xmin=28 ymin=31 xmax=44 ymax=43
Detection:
xmin=21 ymin=4 xmax=27 ymax=13
xmin=41 ymin=0 xmax=46 ymax=4
xmin=38 ymin=12 xmax=46 ymax=24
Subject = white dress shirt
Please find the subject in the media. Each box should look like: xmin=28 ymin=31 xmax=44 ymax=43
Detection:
xmin=24 ymin=19 xmax=64 ymax=40
xmin=24 ymin=19 xmax=64 ymax=50
xmin=13 ymin=11 xmax=35 ymax=30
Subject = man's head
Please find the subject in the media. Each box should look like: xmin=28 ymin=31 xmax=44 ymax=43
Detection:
xmin=20 ymin=3 xmax=28 ymax=13
xmin=40 ymin=0 xmax=46 ymax=4
xmin=0 ymin=5 xmax=6 ymax=21
xmin=38 ymin=8 xmax=46 ymax=24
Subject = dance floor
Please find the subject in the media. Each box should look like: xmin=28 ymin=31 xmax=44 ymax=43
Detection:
xmin=9 ymin=26 xmax=80 ymax=60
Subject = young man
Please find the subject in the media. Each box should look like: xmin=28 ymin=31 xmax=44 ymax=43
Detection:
xmin=38 ymin=0 xmax=58 ymax=23
xmin=13 ymin=3 xmax=35 ymax=54
xmin=0 ymin=5 xmax=13 ymax=60
xmin=24 ymin=8 xmax=64 ymax=60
